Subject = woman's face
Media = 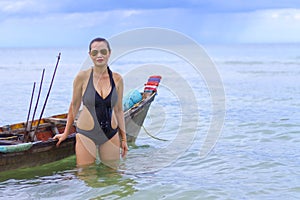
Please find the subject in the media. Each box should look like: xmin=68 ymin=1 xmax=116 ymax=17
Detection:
xmin=89 ymin=41 xmax=111 ymax=68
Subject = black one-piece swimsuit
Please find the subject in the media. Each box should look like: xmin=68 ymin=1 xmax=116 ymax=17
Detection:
xmin=76 ymin=67 xmax=118 ymax=145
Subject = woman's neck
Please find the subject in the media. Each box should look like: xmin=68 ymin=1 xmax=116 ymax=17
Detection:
xmin=94 ymin=65 xmax=108 ymax=75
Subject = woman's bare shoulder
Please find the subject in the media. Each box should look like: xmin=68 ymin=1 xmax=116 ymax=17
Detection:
xmin=75 ymin=68 xmax=92 ymax=82
xmin=112 ymin=71 xmax=123 ymax=83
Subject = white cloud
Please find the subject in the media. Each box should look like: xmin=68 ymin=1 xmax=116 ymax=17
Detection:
xmin=0 ymin=0 xmax=29 ymax=13
xmin=0 ymin=0 xmax=41 ymax=13
xmin=50 ymin=9 xmax=142 ymax=29
xmin=1 ymin=5 xmax=300 ymax=46
xmin=0 ymin=9 xmax=149 ymax=47
xmin=238 ymin=9 xmax=300 ymax=43
xmin=263 ymin=9 xmax=300 ymax=20
xmin=122 ymin=10 xmax=142 ymax=18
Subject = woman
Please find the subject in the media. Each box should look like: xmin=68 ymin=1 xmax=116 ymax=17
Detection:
xmin=54 ymin=37 xmax=128 ymax=167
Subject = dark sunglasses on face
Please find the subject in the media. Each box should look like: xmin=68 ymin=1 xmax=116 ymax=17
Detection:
xmin=90 ymin=49 xmax=109 ymax=56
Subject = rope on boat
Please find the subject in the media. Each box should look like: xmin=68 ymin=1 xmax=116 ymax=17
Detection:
xmin=142 ymin=125 xmax=168 ymax=141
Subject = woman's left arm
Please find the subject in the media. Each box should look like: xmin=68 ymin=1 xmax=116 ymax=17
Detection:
xmin=114 ymin=73 xmax=128 ymax=157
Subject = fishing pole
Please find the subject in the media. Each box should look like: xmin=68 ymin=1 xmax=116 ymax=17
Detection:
xmin=24 ymin=82 xmax=36 ymax=133
xmin=24 ymin=69 xmax=45 ymax=142
xmin=34 ymin=53 xmax=61 ymax=135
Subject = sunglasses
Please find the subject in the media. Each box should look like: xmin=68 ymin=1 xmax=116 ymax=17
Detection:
xmin=90 ymin=49 xmax=109 ymax=56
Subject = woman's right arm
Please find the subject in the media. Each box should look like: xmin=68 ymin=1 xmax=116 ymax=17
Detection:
xmin=54 ymin=72 xmax=83 ymax=146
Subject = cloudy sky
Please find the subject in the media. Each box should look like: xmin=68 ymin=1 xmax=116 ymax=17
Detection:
xmin=0 ymin=0 xmax=300 ymax=47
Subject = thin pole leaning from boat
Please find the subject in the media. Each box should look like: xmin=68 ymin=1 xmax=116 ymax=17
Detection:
xmin=24 ymin=69 xmax=45 ymax=142
xmin=24 ymin=82 xmax=36 ymax=132
xmin=34 ymin=53 xmax=61 ymax=135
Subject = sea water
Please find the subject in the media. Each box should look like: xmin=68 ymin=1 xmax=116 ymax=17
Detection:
xmin=0 ymin=44 xmax=299 ymax=199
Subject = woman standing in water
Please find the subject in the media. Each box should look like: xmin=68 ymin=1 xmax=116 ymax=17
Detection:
xmin=54 ymin=37 xmax=128 ymax=167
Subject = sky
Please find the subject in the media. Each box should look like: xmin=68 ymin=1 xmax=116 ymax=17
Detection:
xmin=0 ymin=0 xmax=300 ymax=47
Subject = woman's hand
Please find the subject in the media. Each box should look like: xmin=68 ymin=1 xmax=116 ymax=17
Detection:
xmin=121 ymin=140 xmax=128 ymax=158
xmin=53 ymin=133 xmax=68 ymax=147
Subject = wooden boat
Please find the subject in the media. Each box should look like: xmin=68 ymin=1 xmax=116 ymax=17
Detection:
xmin=0 ymin=76 xmax=161 ymax=172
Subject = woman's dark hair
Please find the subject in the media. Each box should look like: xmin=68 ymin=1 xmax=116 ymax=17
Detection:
xmin=89 ymin=37 xmax=111 ymax=52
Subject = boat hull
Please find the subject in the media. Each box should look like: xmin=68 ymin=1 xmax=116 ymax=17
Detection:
xmin=0 ymin=135 xmax=75 ymax=172
xmin=0 ymin=93 xmax=156 ymax=172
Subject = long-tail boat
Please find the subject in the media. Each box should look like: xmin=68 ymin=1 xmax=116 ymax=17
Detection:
xmin=0 ymin=76 xmax=161 ymax=172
